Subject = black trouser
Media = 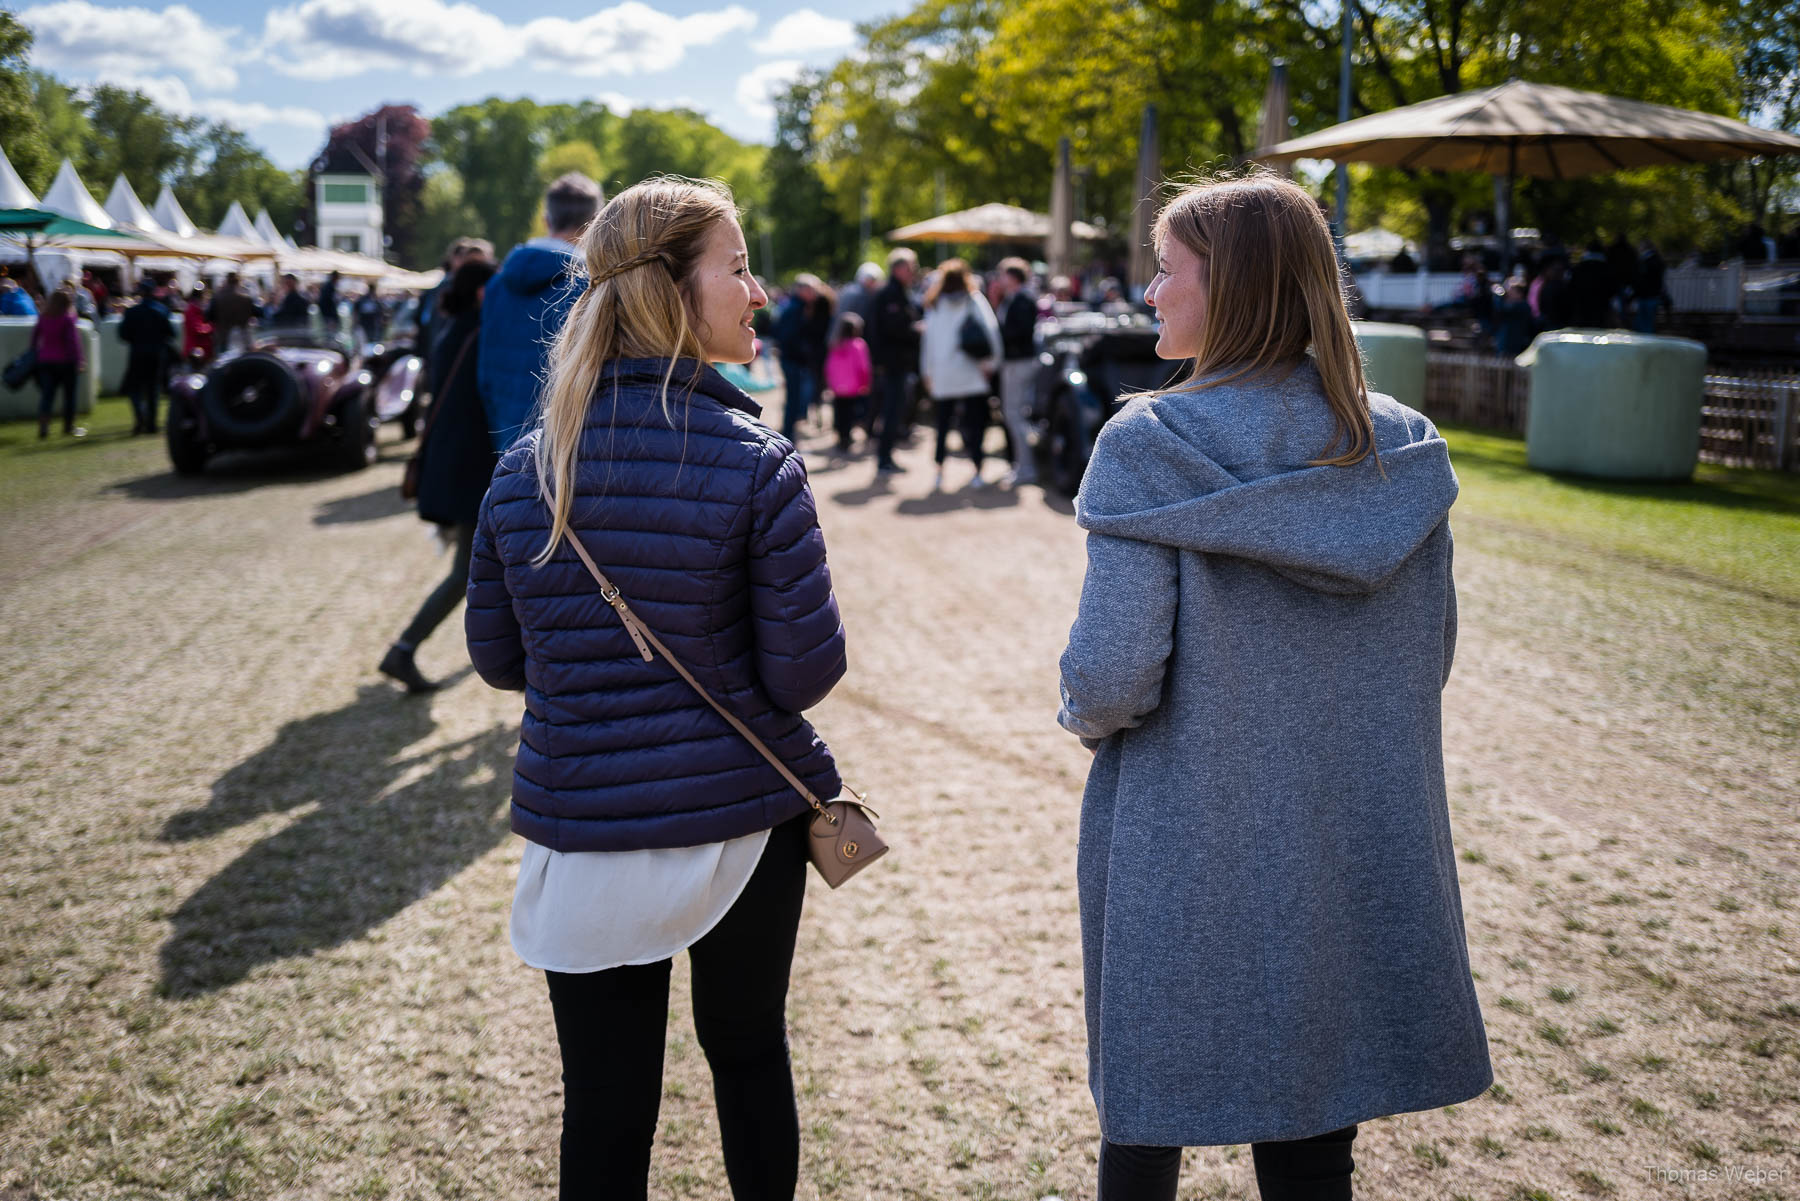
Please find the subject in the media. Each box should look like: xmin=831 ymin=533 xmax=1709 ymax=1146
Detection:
xmin=36 ymin=363 xmax=77 ymax=431
xmin=544 ymin=814 xmax=809 ymax=1201
xmin=397 ymin=523 xmax=475 ymax=649
xmin=832 ymin=390 xmax=866 ymax=447
xmin=1100 ymin=1125 xmax=1358 ymax=1201
xmin=126 ymin=350 xmax=164 ymax=432
xmin=933 ymin=393 xmax=990 ymax=469
xmin=874 ymin=367 xmax=914 ymax=468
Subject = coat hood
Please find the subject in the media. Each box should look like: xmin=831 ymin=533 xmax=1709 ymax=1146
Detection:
xmin=496 ymin=242 xmax=580 ymax=298
xmin=1076 ymin=369 xmax=1457 ymax=594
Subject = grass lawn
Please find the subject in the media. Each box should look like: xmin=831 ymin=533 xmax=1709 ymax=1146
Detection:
xmin=1442 ymin=424 xmax=1800 ymax=602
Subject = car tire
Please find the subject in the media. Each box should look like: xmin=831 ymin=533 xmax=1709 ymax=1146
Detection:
xmin=332 ymin=391 xmax=378 ymax=471
xmin=166 ymin=396 xmax=210 ymax=476
xmin=399 ymin=395 xmax=421 ymax=441
xmin=1046 ymin=390 xmax=1088 ymax=496
xmin=200 ymin=353 xmax=304 ymax=445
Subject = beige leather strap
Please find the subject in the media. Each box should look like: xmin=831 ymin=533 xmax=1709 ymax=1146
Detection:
xmin=563 ymin=533 xmax=833 ymax=820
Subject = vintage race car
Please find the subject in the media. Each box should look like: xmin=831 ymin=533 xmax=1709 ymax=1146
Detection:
xmin=165 ymin=333 xmax=424 ymax=475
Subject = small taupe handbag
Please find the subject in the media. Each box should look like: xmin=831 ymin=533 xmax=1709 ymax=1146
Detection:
xmin=566 ymin=534 xmax=887 ymax=888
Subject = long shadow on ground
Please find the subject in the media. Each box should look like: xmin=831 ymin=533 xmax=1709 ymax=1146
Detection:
xmin=313 ymin=483 xmax=414 ymax=525
xmin=157 ymin=678 xmax=516 ymax=997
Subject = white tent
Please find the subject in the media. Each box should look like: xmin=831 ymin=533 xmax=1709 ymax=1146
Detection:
xmin=252 ymin=207 xmax=286 ymax=248
xmin=104 ymin=175 xmax=164 ymax=232
xmin=39 ymin=158 xmax=114 ymax=228
xmin=216 ymin=200 xmax=260 ymax=243
xmin=153 ymin=186 xmax=198 ymax=238
xmin=0 ymin=144 xmax=37 ymax=208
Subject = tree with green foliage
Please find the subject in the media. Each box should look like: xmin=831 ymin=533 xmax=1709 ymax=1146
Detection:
xmin=413 ymin=167 xmax=483 ymax=268
xmin=430 ymin=97 xmax=556 ymax=254
xmin=761 ymin=71 xmax=857 ymax=279
xmin=83 ymin=84 xmax=201 ymax=201
xmin=810 ymin=1 xmax=1049 ymax=241
xmin=173 ymin=125 xmax=304 ymax=233
xmin=0 ymin=15 xmax=52 ymax=194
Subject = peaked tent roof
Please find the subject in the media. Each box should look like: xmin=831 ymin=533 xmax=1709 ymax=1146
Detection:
xmin=39 ymin=159 xmax=113 ymax=229
xmin=0 ymin=145 xmax=37 ymax=208
xmin=104 ymin=175 xmax=164 ymax=232
xmin=153 ymin=186 xmax=197 ymax=237
xmin=217 ymin=200 xmax=261 ymax=243
xmin=252 ymin=208 xmax=286 ymax=247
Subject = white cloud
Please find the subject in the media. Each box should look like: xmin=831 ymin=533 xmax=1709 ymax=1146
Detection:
xmin=260 ymin=0 xmax=517 ymax=80
xmin=101 ymin=73 xmax=327 ymax=134
xmin=21 ymin=2 xmax=239 ymax=91
xmin=734 ymin=59 xmax=803 ymax=125
xmin=520 ymin=3 xmax=756 ymax=77
xmin=751 ymin=9 xmax=854 ymax=55
xmin=257 ymin=0 xmax=755 ymax=80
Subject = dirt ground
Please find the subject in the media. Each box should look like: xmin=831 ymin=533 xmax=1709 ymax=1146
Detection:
xmin=1 ymin=398 xmax=1795 ymax=1201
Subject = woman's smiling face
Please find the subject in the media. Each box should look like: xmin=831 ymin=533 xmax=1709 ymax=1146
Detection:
xmin=1144 ymin=236 xmax=1208 ymax=361
xmin=689 ymin=217 xmax=768 ymax=364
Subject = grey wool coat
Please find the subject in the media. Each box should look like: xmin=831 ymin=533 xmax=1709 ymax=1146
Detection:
xmin=1058 ymin=360 xmax=1492 ymax=1147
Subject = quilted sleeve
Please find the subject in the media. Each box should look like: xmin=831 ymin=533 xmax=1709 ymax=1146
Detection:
xmin=746 ymin=444 xmax=847 ymax=712
xmin=464 ymin=489 xmax=526 ymax=692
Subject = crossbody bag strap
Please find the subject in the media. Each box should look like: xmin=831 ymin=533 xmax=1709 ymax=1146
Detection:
xmin=563 ymin=532 xmax=833 ymax=821
xmin=417 ymin=331 xmax=478 ymax=450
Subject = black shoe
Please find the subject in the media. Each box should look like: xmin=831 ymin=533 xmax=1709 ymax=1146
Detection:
xmin=379 ymin=645 xmax=439 ymax=693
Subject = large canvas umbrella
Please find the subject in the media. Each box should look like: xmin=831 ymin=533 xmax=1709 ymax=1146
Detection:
xmin=1258 ymin=79 xmax=1800 ymax=265
xmin=889 ymin=202 xmax=1100 ymax=245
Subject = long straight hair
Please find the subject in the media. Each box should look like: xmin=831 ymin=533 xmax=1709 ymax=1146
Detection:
xmin=1153 ymin=170 xmax=1376 ymax=467
xmin=531 ymin=176 xmax=739 ymax=564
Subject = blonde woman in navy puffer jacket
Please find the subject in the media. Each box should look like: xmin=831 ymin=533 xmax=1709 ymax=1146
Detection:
xmin=465 ymin=177 xmax=846 ymax=1201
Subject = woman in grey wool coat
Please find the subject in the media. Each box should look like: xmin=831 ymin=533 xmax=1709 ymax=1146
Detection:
xmin=1057 ymin=172 xmax=1492 ymax=1201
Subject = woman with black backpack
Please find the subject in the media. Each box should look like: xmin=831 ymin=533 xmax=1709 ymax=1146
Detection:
xmin=377 ymin=257 xmax=499 ymax=693
xmin=919 ymin=259 xmax=1001 ymax=491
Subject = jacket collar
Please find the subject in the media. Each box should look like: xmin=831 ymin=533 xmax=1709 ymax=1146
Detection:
xmin=595 ymin=357 xmax=763 ymax=419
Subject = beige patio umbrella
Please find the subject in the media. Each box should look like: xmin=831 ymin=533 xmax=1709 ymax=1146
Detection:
xmin=888 ymin=202 xmax=1101 ymax=245
xmin=1258 ymin=79 xmax=1800 ymax=266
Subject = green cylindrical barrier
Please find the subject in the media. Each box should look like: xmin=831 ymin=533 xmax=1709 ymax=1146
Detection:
xmin=1352 ymin=321 xmax=1427 ymax=412
xmin=0 ymin=317 xmax=100 ymax=421
xmin=1520 ymin=331 xmax=1708 ymax=481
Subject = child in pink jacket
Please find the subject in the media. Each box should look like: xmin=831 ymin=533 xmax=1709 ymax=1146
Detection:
xmin=823 ymin=312 xmax=872 ymax=453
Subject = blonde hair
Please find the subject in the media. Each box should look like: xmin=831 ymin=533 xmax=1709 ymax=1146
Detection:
xmin=531 ymin=176 xmax=740 ymax=564
xmin=1153 ymin=169 xmax=1376 ymax=468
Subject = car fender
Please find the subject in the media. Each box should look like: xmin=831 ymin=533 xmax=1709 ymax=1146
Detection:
xmin=167 ymin=372 xmax=211 ymax=438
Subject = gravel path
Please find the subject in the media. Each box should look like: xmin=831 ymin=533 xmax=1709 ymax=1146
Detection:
xmin=2 ymin=404 xmax=1794 ymax=1200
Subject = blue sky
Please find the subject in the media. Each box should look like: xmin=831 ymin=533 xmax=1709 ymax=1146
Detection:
xmin=16 ymin=0 xmax=903 ymax=168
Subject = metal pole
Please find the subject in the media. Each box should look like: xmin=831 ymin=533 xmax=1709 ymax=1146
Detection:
xmin=1335 ymin=0 xmax=1352 ymax=262
xmin=858 ymin=185 xmax=871 ymax=253
xmin=760 ymin=228 xmax=774 ymax=282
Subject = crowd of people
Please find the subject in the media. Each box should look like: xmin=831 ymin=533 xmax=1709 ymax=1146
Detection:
xmin=761 ymin=250 xmax=1052 ymax=489
xmin=1418 ymin=234 xmax=1671 ymax=356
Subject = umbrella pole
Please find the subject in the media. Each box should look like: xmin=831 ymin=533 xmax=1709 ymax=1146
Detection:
xmin=1497 ymin=142 xmax=1517 ymax=276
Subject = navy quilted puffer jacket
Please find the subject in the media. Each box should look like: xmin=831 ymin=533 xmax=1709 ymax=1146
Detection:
xmin=465 ymin=357 xmax=847 ymax=852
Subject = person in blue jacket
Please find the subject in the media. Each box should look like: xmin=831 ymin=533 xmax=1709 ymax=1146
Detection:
xmin=477 ymin=172 xmax=603 ymax=451
xmin=464 ymin=177 xmax=846 ymax=1201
